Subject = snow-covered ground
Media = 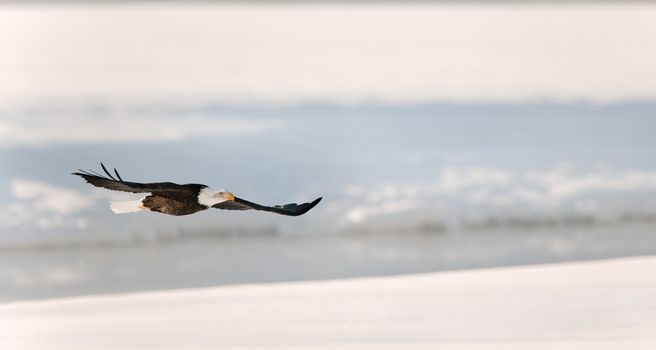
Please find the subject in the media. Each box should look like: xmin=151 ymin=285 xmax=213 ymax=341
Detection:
xmin=1 ymin=256 xmax=654 ymax=350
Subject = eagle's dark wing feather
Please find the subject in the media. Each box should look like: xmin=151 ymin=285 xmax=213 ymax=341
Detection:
xmin=211 ymin=200 xmax=253 ymax=211
xmin=72 ymin=163 xmax=204 ymax=195
xmin=213 ymin=197 xmax=322 ymax=216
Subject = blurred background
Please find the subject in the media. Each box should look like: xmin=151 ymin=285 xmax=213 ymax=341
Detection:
xmin=1 ymin=2 xmax=655 ymax=302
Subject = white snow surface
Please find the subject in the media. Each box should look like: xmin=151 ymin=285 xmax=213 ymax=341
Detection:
xmin=1 ymin=257 xmax=655 ymax=350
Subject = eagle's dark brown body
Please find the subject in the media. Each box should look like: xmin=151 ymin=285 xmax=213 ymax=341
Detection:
xmin=142 ymin=195 xmax=208 ymax=216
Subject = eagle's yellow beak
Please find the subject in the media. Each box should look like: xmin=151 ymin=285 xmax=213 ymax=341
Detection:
xmin=227 ymin=192 xmax=235 ymax=201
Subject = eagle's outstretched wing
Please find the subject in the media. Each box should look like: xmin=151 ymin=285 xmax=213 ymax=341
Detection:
xmin=213 ymin=196 xmax=322 ymax=216
xmin=72 ymin=163 xmax=203 ymax=194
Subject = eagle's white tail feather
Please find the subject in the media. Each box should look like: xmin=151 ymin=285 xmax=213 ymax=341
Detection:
xmin=110 ymin=199 xmax=147 ymax=214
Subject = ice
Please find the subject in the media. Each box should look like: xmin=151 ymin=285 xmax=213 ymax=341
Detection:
xmin=1 ymin=257 xmax=655 ymax=349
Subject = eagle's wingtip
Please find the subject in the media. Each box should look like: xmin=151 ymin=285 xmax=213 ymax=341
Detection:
xmin=308 ymin=197 xmax=323 ymax=209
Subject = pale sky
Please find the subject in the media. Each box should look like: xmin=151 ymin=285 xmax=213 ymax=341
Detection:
xmin=1 ymin=3 xmax=655 ymax=104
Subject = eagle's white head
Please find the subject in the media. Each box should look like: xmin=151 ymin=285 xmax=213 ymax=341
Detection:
xmin=198 ymin=188 xmax=235 ymax=207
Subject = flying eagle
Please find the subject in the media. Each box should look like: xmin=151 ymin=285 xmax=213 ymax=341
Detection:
xmin=73 ymin=163 xmax=322 ymax=217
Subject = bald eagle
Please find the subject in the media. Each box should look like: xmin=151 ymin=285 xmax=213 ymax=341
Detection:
xmin=73 ymin=163 xmax=322 ymax=217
